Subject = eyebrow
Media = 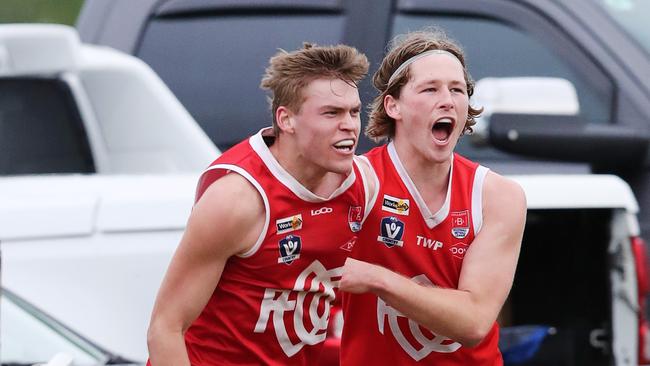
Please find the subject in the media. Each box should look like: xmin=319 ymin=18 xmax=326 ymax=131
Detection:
xmin=415 ymin=79 xmax=467 ymax=88
xmin=319 ymin=103 xmax=362 ymax=111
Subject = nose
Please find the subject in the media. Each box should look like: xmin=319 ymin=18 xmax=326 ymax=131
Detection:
xmin=438 ymin=89 xmax=454 ymax=111
xmin=340 ymin=111 xmax=359 ymax=131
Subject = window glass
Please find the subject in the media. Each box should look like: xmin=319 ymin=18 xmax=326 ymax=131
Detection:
xmin=1 ymin=293 xmax=101 ymax=365
xmin=0 ymin=79 xmax=95 ymax=175
xmin=392 ymin=15 xmax=615 ymax=161
xmin=596 ymin=0 xmax=650 ymax=55
xmin=137 ymin=14 xmax=345 ymax=150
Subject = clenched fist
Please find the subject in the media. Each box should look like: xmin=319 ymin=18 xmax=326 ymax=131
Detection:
xmin=339 ymin=257 xmax=384 ymax=294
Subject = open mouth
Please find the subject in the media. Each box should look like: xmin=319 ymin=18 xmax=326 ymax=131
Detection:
xmin=432 ymin=117 xmax=454 ymax=143
xmin=333 ymin=138 xmax=355 ymax=152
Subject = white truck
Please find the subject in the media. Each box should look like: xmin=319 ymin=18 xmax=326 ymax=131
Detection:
xmin=2 ymin=18 xmax=649 ymax=366
xmin=0 ymin=24 xmax=217 ymax=361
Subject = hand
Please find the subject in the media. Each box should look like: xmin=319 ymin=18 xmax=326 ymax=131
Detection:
xmin=339 ymin=257 xmax=380 ymax=294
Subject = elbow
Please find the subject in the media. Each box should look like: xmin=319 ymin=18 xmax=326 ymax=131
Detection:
xmin=147 ymin=320 xmax=163 ymax=351
xmin=457 ymin=322 xmax=493 ymax=348
xmin=147 ymin=316 xmax=181 ymax=352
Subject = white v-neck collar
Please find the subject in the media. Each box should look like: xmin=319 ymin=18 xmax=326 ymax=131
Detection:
xmin=249 ymin=128 xmax=356 ymax=202
xmin=387 ymin=142 xmax=452 ymax=229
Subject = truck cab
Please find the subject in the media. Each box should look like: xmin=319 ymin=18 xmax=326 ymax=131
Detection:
xmin=5 ymin=0 xmax=650 ymax=363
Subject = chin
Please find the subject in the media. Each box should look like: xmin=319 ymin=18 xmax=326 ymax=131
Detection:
xmin=427 ymin=148 xmax=453 ymax=163
xmin=327 ymin=162 xmax=353 ymax=175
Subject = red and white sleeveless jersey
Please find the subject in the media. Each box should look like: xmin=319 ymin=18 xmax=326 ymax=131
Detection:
xmin=184 ymin=129 xmax=369 ymax=365
xmin=341 ymin=143 xmax=501 ymax=365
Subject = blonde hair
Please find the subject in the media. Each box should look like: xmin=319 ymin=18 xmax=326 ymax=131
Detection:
xmin=366 ymin=28 xmax=482 ymax=142
xmin=261 ymin=43 xmax=369 ymax=135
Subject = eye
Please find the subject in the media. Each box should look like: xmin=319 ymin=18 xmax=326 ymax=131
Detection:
xmin=423 ymin=87 xmax=437 ymax=93
xmin=323 ymin=110 xmax=337 ymax=116
xmin=451 ymin=87 xmax=467 ymax=94
xmin=350 ymin=109 xmax=361 ymax=117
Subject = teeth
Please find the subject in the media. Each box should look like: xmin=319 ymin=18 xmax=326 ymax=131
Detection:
xmin=436 ymin=118 xmax=453 ymax=124
xmin=334 ymin=139 xmax=355 ymax=148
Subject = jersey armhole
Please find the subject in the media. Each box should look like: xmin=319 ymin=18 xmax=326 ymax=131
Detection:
xmin=200 ymin=164 xmax=270 ymax=258
xmin=472 ymin=165 xmax=490 ymax=234
xmin=354 ymin=155 xmax=379 ymax=223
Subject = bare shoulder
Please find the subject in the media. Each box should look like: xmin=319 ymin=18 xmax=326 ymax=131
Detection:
xmin=189 ymin=171 xmax=266 ymax=256
xmin=483 ymin=171 xmax=527 ymax=221
xmin=196 ymin=171 xmax=264 ymax=214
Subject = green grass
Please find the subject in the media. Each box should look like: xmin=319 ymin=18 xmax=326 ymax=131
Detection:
xmin=0 ymin=0 xmax=85 ymax=25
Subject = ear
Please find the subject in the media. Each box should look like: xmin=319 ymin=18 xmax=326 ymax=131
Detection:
xmin=384 ymin=94 xmax=401 ymax=120
xmin=275 ymin=106 xmax=295 ymax=134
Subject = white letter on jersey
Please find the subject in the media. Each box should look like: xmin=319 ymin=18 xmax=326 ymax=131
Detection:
xmin=376 ymin=274 xmax=461 ymax=360
xmin=254 ymin=260 xmax=343 ymax=357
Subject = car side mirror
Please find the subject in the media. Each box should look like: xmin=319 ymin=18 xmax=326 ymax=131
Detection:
xmin=471 ymin=76 xmax=650 ymax=170
xmin=488 ymin=113 xmax=650 ymax=170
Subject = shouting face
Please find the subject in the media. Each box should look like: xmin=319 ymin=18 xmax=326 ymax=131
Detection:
xmin=386 ymin=53 xmax=469 ymax=165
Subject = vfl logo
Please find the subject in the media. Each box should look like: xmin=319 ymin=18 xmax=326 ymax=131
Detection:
xmin=377 ymin=217 xmax=405 ymax=248
xmin=278 ymin=235 xmax=302 ymax=264
xmin=255 ymin=260 xmax=342 ymax=357
xmin=377 ymin=274 xmax=461 ymax=360
xmin=311 ymin=207 xmax=333 ymax=216
xmin=348 ymin=206 xmax=363 ymax=232
xmin=276 ymin=214 xmax=303 ymax=235
xmin=382 ymin=194 xmax=410 ymax=215
xmin=450 ymin=242 xmax=469 ymax=260
xmin=451 ymin=210 xmax=469 ymax=239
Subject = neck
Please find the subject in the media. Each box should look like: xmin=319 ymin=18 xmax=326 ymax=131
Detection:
xmin=394 ymin=142 xmax=451 ymax=209
xmin=269 ymin=136 xmax=347 ymax=198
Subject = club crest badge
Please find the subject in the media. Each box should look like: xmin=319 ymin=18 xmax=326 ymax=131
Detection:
xmin=348 ymin=206 xmax=363 ymax=232
xmin=377 ymin=216 xmax=405 ymax=248
xmin=278 ymin=235 xmax=302 ymax=264
xmin=451 ymin=210 xmax=469 ymax=239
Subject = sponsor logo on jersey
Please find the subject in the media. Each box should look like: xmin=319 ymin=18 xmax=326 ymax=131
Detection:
xmin=278 ymin=234 xmax=302 ymax=264
xmin=377 ymin=216 xmax=405 ymax=248
xmin=276 ymin=214 xmax=303 ymax=235
xmin=377 ymin=274 xmax=461 ymax=360
xmin=382 ymin=194 xmax=410 ymax=215
xmin=416 ymin=235 xmax=443 ymax=251
xmin=451 ymin=210 xmax=469 ymax=239
xmin=255 ymin=260 xmax=342 ymax=357
xmin=311 ymin=207 xmax=333 ymax=216
xmin=340 ymin=236 xmax=357 ymax=252
xmin=348 ymin=206 xmax=363 ymax=232
xmin=450 ymin=242 xmax=469 ymax=260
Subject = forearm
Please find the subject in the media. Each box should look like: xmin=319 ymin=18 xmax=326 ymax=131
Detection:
xmin=147 ymin=323 xmax=192 ymax=366
xmin=370 ymin=265 xmax=493 ymax=346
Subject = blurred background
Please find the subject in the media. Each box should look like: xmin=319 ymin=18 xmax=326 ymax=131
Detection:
xmin=0 ymin=0 xmax=84 ymax=25
xmin=1 ymin=1 xmax=650 ymax=366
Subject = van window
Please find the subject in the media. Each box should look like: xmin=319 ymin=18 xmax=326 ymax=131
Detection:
xmin=0 ymin=78 xmax=95 ymax=175
xmin=137 ymin=14 xmax=345 ymax=150
xmin=392 ymin=15 xmax=615 ymax=161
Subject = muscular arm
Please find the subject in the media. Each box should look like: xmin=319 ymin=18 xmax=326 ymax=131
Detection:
xmin=340 ymin=172 xmax=526 ymax=346
xmin=147 ymin=173 xmax=265 ymax=365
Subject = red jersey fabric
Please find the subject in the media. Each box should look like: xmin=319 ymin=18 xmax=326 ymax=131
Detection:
xmin=175 ymin=129 xmax=368 ymax=365
xmin=341 ymin=143 xmax=501 ymax=365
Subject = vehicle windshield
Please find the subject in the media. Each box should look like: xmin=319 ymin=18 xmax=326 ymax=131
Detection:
xmin=1 ymin=291 xmax=107 ymax=365
xmin=596 ymin=0 xmax=650 ymax=55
